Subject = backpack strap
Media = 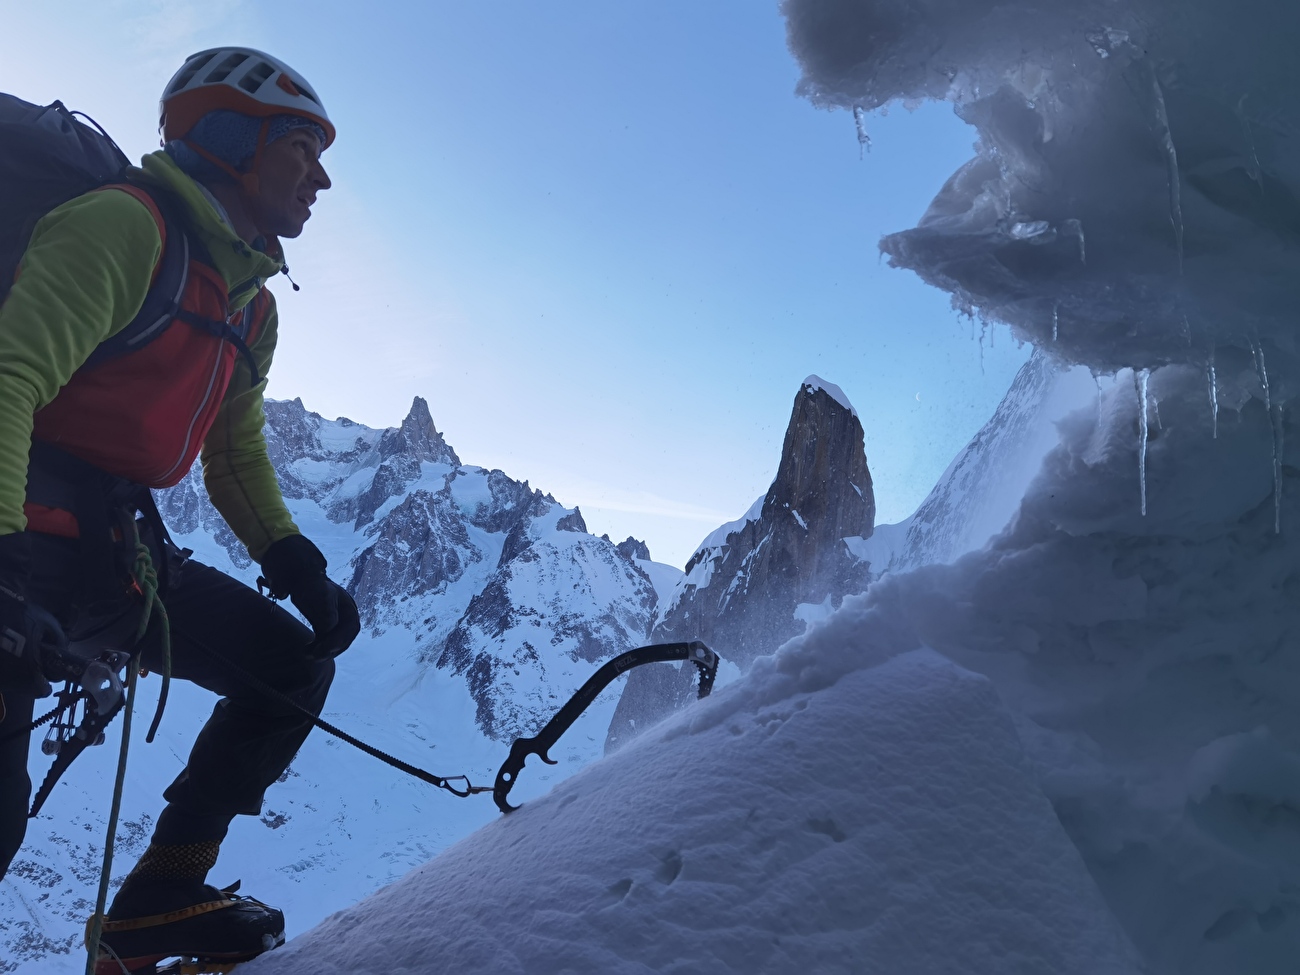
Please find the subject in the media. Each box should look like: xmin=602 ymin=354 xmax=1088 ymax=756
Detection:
xmin=79 ymin=183 xmax=191 ymax=371
xmin=76 ymin=181 xmax=264 ymax=385
xmin=172 ymin=305 xmax=263 ymax=386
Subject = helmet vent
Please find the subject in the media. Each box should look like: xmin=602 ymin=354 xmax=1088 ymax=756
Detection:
xmin=168 ymin=51 xmax=219 ymax=95
xmin=204 ymin=51 xmax=251 ymax=84
xmin=295 ymin=81 xmax=321 ymax=106
xmin=238 ymin=61 xmax=277 ymax=94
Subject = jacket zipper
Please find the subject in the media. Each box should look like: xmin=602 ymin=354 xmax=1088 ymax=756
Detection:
xmin=156 ymin=317 xmax=232 ymax=484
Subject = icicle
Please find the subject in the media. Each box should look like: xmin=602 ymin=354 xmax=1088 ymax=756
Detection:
xmin=853 ymin=106 xmax=872 ymax=158
xmin=1052 ymin=302 xmax=1060 ymax=342
xmin=1137 ymin=370 xmax=1150 ymax=516
xmin=1206 ymin=348 xmax=1219 ymax=439
xmin=1062 ymin=218 xmax=1086 ymax=264
xmin=1149 ymin=75 xmax=1185 ymax=276
xmin=1251 ymin=335 xmax=1272 ymax=411
xmin=1272 ymin=401 xmax=1285 ymax=535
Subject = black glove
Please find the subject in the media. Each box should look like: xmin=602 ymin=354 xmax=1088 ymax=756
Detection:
xmin=0 ymin=532 xmax=61 ymax=696
xmin=259 ymin=534 xmax=360 ymax=660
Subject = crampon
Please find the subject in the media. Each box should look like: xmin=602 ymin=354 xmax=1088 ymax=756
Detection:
xmin=91 ymin=883 xmax=284 ymax=975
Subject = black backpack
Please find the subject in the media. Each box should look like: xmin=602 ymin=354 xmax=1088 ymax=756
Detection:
xmin=0 ymin=94 xmax=193 ymax=367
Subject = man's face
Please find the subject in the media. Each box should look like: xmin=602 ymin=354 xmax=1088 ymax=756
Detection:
xmin=254 ymin=127 xmax=331 ymax=239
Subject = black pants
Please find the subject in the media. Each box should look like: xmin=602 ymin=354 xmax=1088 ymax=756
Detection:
xmin=0 ymin=533 xmax=335 ymax=880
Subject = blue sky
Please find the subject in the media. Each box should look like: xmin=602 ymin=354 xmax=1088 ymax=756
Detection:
xmin=3 ymin=1 xmax=1030 ymax=568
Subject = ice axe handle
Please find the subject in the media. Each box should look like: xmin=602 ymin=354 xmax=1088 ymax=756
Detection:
xmin=492 ymin=641 xmax=718 ymax=814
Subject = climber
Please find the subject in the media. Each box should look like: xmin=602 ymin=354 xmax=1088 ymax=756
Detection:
xmin=0 ymin=47 xmax=360 ymax=972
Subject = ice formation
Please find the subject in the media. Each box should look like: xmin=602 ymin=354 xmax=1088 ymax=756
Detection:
xmin=774 ymin=1 xmax=1300 ymax=971
xmin=1137 ymin=369 xmax=1149 ymax=516
xmin=782 ymin=0 xmax=1300 ymax=394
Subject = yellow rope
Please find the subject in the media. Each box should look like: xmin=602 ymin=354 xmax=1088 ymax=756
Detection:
xmin=84 ymin=523 xmax=171 ymax=975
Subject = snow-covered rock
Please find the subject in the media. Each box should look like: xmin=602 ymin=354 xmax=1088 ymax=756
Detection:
xmin=436 ymin=506 xmax=658 ymax=740
xmin=246 ymin=647 xmax=1141 ymax=975
xmin=651 ymin=377 xmax=874 ymax=666
xmin=606 ymin=377 xmax=874 ymax=751
xmin=857 ymin=350 xmax=1097 ymax=573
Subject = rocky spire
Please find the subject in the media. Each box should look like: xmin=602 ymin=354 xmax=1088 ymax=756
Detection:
xmin=379 ymin=396 xmax=460 ymax=467
xmin=606 ymin=377 xmax=876 ymax=752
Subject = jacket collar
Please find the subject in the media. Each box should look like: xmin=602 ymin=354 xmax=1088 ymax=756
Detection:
xmin=136 ymin=151 xmax=284 ymax=307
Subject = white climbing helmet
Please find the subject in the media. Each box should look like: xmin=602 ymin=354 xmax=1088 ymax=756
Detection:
xmin=160 ymin=47 xmax=335 ymax=148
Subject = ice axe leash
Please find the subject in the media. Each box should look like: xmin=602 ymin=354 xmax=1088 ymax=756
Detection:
xmin=185 ymin=634 xmax=718 ymax=813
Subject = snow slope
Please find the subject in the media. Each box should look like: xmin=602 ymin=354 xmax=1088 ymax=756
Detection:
xmin=246 ymin=353 xmax=1300 ymax=975
xmin=249 ymin=647 xmax=1140 ymax=975
xmin=856 ymin=351 xmax=1097 ymax=573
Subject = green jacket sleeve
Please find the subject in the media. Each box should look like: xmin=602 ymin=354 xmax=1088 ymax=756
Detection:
xmin=0 ymin=190 xmax=161 ymax=535
xmin=200 ymin=291 xmax=300 ymax=562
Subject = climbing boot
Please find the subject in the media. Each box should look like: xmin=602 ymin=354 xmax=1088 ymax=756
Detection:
xmin=92 ymin=879 xmax=284 ymax=975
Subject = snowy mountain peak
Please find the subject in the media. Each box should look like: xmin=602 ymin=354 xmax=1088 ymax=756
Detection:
xmin=380 ymin=396 xmax=460 ymax=468
xmin=770 ymin=377 xmax=875 ymax=546
xmin=613 ymin=536 xmax=651 ymax=562
xmin=150 ymin=397 xmax=661 ymax=744
xmin=803 ymin=374 xmax=858 ymax=418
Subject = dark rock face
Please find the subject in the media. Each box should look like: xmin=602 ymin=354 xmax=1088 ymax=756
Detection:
xmin=556 ymin=508 xmax=588 ymax=533
xmin=381 ymin=396 xmax=460 ymax=467
xmin=606 ymin=379 xmax=875 ymax=752
xmin=656 ymin=381 xmax=874 ymax=666
xmin=615 ymin=537 xmax=651 ymax=562
xmin=438 ymin=527 xmax=658 ymax=741
xmin=333 ymin=397 xmax=460 ymax=529
xmin=604 ymin=660 xmax=700 ymax=753
xmin=348 ymin=486 xmax=480 ymax=619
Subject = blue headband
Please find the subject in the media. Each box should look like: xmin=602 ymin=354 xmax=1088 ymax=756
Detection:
xmin=166 ymin=110 xmax=326 ymax=182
